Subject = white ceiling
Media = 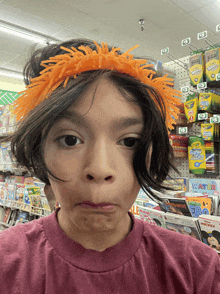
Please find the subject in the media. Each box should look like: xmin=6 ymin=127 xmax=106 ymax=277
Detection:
xmin=0 ymin=0 xmax=220 ymax=75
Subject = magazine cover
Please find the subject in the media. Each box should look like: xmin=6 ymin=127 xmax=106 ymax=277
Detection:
xmin=14 ymin=184 xmax=26 ymax=208
xmin=21 ymin=187 xmax=32 ymax=212
xmin=130 ymin=204 xmax=139 ymax=217
xmin=138 ymin=206 xmax=166 ymax=228
xmin=189 ymin=179 xmax=220 ymax=197
xmin=41 ymin=197 xmax=51 ymax=215
xmin=164 ymin=213 xmax=202 ymax=241
xmin=5 ymin=175 xmax=24 ymax=184
xmin=162 ymin=177 xmax=188 ymax=192
xmin=2 ymin=207 xmax=12 ymax=224
xmin=135 ymin=198 xmax=160 ymax=209
xmin=15 ymin=211 xmax=29 ymax=225
xmin=1 ymin=146 xmax=13 ymax=171
xmin=0 ymin=182 xmax=6 ymax=205
xmin=198 ymin=215 xmax=220 ymax=254
xmin=159 ymin=198 xmax=192 ymax=217
xmin=5 ymin=183 xmax=15 ymax=207
xmin=185 ymin=197 xmax=212 ymax=218
xmin=137 ymin=189 xmax=159 ymax=207
xmin=30 ymin=194 xmax=43 ymax=214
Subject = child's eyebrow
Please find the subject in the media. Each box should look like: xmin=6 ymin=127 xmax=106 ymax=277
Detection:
xmin=58 ymin=110 xmax=143 ymax=130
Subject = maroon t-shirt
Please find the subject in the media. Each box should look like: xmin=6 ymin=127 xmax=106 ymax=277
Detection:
xmin=0 ymin=208 xmax=220 ymax=294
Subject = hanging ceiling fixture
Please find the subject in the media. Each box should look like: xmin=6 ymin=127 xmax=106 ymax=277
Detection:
xmin=139 ymin=19 xmax=145 ymax=31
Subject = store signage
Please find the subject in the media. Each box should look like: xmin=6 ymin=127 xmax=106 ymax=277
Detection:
xmin=181 ymin=86 xmax=190 ymax=93
xmin=178 ymin=127 xmax=188 ymax=134
xmin=198 ymin=113 xmax=208 ymax=120
xmin=197 ymin=82 xmax=207 ymax=90
xmin=197 ymin=31 xmax=207 ymax=40
xmin=210 ymin=117 xmax=220 ymax=124
xmin=161 ymin=47 xmax=169 ymax=55
xmin=181 ymin=38 xmax=191 ymax=46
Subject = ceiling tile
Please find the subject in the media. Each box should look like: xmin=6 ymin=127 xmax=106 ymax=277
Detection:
xmin=0 ymin=50 xmax=16 ymax=66
xmin=190 ymin=2 xmax=220 ymax=34
xmin=170 ymin=0 xmax=214 ymax=13
xmin=0 ymin=3 xmax=65 ymax=37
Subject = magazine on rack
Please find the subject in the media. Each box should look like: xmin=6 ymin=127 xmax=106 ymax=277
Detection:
xmin=159 ymin=197 xmax=192 ymax=217
xmin=188 ymin=178 xmax=220 ymax=215
xmin=164 ymin=212 xmax=202 ymax=241
xmin=2 ymin=207 xmax=12 ymax=224
xmin=198 ymin=214 xmax=220 ymax=254
xmin=185 ymin=196 xmax=212 ymax=217
xmin=138 ymin=206 xmax=166 ymax=228
xmin=0 ymin=182 xmax=6 ymax=205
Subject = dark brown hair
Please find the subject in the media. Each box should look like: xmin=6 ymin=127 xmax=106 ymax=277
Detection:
xmin=7 ymin=39 xmax=179 ymax=202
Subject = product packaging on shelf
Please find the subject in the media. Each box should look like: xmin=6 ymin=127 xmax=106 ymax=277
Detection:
xmin=205 ymin=47 xmax=220 ymax=82
xmin=199 ymin=92 xmax=220 ymax=113
xmin=189 ymin=51 xmax=204 ymax=86
xmin=184 ymin=94 xmax=199 ymax=122
xmin=201 ymin=123 xmax=219 ymax=141
xmin=169 ymin=135 xmax=188 ymax=158
xmin=188 ymin=137 xmax=219 ymax=175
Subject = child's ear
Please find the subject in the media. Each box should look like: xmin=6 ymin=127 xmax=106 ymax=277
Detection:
xmin=146 ymin=143 xmax=152 ymax=171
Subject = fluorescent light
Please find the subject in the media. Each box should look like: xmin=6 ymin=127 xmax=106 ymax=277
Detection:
xmin=0 ymin=21 xmax=60 ymax=45
xmin=0 ymin=68 xmax=23 ymax=79
xmin=0 ymin=25 xmax=47 ymax=44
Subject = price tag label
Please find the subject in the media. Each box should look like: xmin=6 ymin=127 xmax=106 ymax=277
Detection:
xmin=198 ymin=113 xmax=208 ymax=120
xmin=197 ymin=31 xmax=207 ymax=40
xmin=181 ymin=86 xmax=190 ymax=93
xmin=197 ymin=82 xmax=207 ymax=90
xmin=181 ymin=38 xmax=191 ymax=46
xmin=178 ymin=127 xmax=188 ymax=134
xmin=216 ymin=24 xmax=220 ymax=32
xmin=210 ymin=117 xmax=220 ymax=124
xmin=216 ymin=73 xmax=220 ymax=81
xmin=161 ymin=47 xmax=169 ymax=55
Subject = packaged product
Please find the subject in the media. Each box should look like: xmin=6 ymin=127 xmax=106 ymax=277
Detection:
xmin=205 ymin=47 xmax=220 ymax=82
xmin=189 ymin=51 xmax=204 ymax=86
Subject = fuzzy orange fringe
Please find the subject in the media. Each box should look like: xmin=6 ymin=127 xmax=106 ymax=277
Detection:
xmin=13 ymin=41 xmax=182 ymax=130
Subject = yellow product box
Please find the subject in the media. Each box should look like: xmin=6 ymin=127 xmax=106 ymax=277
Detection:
xmin=184 ymin=98 xmax=199 ymax=122
xmin=189 ymin=52 xmax=204 ymax=86
xmin=199 ymin=92 xmax=220 ymax=112
xmin=201 ymin=123 xmax=214 ymax=141
xmin=205 ymin=47 xmax=220 ymax=82
xmin=188 ymin=136 xmax=206 ymax=174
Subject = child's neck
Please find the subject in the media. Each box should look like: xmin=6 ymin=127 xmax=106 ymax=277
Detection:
xmin=57 ymin=209 xmax=132 ymax=252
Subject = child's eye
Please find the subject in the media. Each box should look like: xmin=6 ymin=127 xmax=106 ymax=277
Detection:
xmin=58 ymin=135 xmax=82 ymax=147
xmin=120 ymin=137 xmax=140 ymax=148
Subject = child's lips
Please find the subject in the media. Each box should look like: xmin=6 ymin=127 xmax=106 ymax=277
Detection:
xmin=77 ymin=201 xmax=116 ymax=211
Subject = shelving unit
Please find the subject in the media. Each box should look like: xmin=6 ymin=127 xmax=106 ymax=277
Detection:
xmin=164 ymin=55 xmax=220 ymax=180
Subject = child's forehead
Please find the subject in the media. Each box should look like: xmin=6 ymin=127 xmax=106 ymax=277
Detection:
xmin=54 ymin=109 xmax=144 ymax=131
xmin=60 ymin=78 xmax=143 ymax=122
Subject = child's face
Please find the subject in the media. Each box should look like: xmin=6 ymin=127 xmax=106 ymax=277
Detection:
xmin=44 ymin=78 xmax=146 ymax=232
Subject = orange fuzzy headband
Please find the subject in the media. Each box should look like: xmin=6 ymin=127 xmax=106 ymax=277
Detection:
xmin=14 ymin=41 xmax=182 ymax=130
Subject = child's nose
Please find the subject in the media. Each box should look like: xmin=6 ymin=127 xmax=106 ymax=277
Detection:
xmin=83 ymin=140 xmax=116 ymax=184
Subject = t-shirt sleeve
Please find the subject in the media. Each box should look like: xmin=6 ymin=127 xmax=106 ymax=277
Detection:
xmin=0 ymin=221 xmax=46 ymax=294
xmin=210 ymin=254 xmax=220 ymax=293
xmin=0 ymin=225 xmax=25 ymax=293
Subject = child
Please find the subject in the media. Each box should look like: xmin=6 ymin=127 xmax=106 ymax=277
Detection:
xmin=0 ymin=39 xmax=219 ymax=293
